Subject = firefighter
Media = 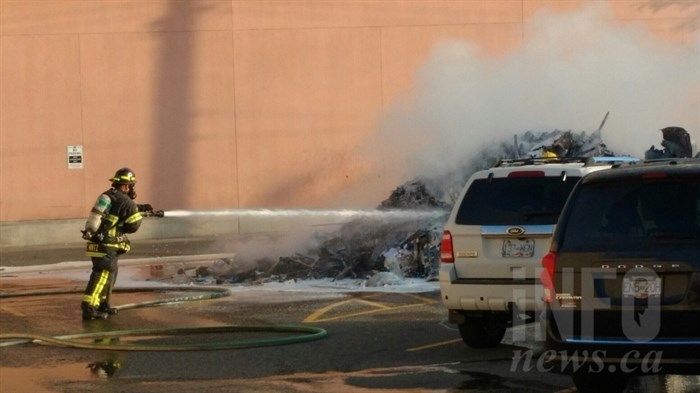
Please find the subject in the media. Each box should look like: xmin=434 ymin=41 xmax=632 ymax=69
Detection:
xmin=80 ymin=168 xmax=156 ymax=320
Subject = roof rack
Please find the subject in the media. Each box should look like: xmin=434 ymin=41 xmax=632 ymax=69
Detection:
xmin=585 ymin=156 xmax=640 ymax=166
xmin=641 ymin=157 xmax=700 ymax=165
xmin=493 ymin=156 xmax=640 ymax=168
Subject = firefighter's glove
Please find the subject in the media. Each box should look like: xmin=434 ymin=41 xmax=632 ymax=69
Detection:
xmin=81 ymin=230 xmax=104 ymax=242
xmin=81 ymin=229 xmax=92 ymax=241
xmin=139 ymin=204 xmax=164 ymax=218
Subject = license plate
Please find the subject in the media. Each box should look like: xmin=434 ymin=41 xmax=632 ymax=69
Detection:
xmin=502 ymin=239 xmax=534 ymax=257
xmin=623 ymin=276 xmax=662 ymax=299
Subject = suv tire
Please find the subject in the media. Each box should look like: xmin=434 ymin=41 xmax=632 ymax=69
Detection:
xmin=458 ymin=316 xmax=506 ymax=348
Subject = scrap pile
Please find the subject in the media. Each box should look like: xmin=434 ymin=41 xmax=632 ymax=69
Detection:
xmin=192 ymin=123 xmax=695 ymax=286
xmin=195 ymin=182 xmax=450 ymax=285
xmin=378 ymin=181 xmax=449 ymax=210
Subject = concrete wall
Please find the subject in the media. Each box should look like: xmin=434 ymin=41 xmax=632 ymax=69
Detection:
xmin=0 ymin=214 xmax=351 ymax=247
xmin=1 ymin=1 xmax=698 ymax=246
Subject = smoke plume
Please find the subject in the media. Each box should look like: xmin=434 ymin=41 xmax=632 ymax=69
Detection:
xmin=371 ymin=3 xmax=699 ymax=188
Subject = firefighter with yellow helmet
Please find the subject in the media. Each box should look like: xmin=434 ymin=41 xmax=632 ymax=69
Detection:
xmin=80 ymin=168 xmax=159 ymax=320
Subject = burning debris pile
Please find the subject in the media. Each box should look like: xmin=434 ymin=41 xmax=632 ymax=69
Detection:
xmin=195 ymin=183 xmax=450 ymax=286
xmin=378 ymin=181 xmax=449 ymax=210
xmin=191 ymin=123 xmax=695 ymax=287
xmin=268 ymin=216 xmax=446 ymax=283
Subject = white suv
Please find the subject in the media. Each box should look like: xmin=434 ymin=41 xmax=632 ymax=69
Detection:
xmin=439 ymin=156 xmax=637 ymax=348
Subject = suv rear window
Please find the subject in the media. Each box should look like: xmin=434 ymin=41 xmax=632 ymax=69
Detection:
xmin=560 ymin=177 xmax=700 ymax=251
xmin=455 ymin=176 xmax=581 ymax=225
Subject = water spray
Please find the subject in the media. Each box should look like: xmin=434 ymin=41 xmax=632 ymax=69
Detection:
xmin=160 ymin=208 xmax=448 ymax=220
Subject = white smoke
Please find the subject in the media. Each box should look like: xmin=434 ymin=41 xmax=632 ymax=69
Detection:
xmin=373 ymin=3 xmax=699 ymax=185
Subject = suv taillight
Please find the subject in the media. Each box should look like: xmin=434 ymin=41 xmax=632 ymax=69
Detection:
xmin=440 ymin=230 xmax=454 ymax=263
xmin=541 ymin=251 xmax=556 ymax=304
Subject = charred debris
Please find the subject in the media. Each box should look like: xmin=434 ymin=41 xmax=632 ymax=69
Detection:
xmin=190 ymin=123 xmax=695 ymax=287
xmin=195 ymin=181 xmax=451 ymax=286
xmin=646 ymin=126 xmax=697 ymax=159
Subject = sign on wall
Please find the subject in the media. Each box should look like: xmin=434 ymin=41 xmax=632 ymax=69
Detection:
xmin=67 ymin=145 xmax=83 ymax=169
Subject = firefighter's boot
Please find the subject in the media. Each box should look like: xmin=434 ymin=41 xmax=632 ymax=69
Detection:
xmin=82 ymin=302 xmax=108 ymax=320
xmin=98 ymin=303 xmax=118 ymax=315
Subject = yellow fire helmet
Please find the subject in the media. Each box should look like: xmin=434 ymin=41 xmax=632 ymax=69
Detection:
xmin=109 ymin=168 xmax=137 ymax=185
xmin=541 ymin=150 xmax=558 ymax=159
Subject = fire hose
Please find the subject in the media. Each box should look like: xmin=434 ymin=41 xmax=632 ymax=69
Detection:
xmin=0 ymin=286 xmax=327 ymax=351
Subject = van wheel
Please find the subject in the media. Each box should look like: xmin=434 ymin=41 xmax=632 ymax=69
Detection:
xmin=458 ymin=317 xmax=506 ymax=348
xmin=571 ymin=368 xmax=629 ymax=393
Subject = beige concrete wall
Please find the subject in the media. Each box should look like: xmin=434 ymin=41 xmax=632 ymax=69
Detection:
xmin=1 ymin=0 xmax=698 ymax=225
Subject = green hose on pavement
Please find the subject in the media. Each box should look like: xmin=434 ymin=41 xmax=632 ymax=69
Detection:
xmin=0 ymin=286 xmax=328 ymax=351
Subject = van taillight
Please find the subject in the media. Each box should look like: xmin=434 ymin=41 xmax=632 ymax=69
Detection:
xmin=440 ymin=230 xmax=454 ymax=263
xmin=541 ymin=251 xmax=557 ymax=303
xmin=641 ymin=172 xmax=668 ymax=179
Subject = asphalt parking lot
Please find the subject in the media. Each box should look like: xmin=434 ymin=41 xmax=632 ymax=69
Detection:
xmin=0 ymin=272 xmax=561 ymax=393
xmin=1 ymin=243 xmax=699 ymax=393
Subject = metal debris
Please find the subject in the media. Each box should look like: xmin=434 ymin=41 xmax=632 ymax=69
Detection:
xmin=379 ymin=181 xmax=449 ymax=210
xmin=645 ymin=126 xmax=696 ymax=159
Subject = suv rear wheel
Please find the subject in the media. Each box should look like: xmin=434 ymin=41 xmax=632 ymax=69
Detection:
xmin=457 ymin=314 xmax=507 ymax=348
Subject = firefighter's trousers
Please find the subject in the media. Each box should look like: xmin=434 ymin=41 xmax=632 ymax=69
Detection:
xmin=82 ymin=251 xmax=119 ymax=308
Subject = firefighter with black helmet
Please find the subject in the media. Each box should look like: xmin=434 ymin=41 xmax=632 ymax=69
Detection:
xmin=80 ymin=167 xmax=159 ymax=320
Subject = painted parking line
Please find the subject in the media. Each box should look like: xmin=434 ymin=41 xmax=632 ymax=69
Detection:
xmin=406 ymin=338 xmax=463 ymax=352
xmin=353 ymin=298 xmax=392 ymax=309
xmin=303 ymin=293 xmax=437 ymax=323
xmin=0 ymin=305 xmax=26 ymax=317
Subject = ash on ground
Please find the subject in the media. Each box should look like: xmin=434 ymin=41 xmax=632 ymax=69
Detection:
xmin=188 ymin=124 xmax=695 ymax=288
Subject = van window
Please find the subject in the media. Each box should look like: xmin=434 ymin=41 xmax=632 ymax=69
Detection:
xmin=560 ymin=178 xmax=700 ymax=251
xmin=455 ymin=176 xmax=581 ymax=225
